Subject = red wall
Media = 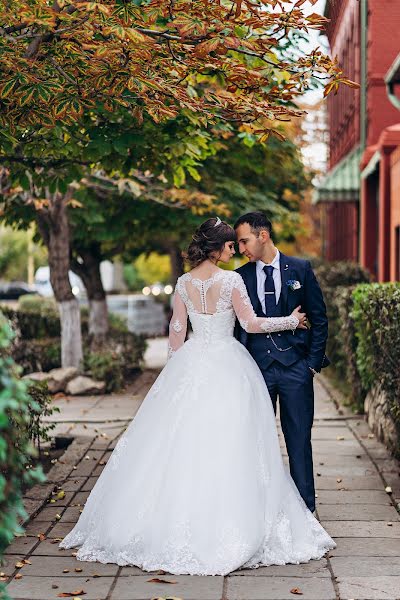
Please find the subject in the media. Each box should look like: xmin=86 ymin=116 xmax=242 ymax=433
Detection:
xmin=325 ymin=0 xmax=400 ymax=169
xmin=366 ymin=1 xmax=400 ymax=148
xmin=326 ymin=0 xmax=361 ymax=169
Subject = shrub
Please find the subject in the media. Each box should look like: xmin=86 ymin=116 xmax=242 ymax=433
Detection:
xmin=0 ymin=313 xmax=45 ymax=591
xmin=352 ymin=283 xmax=400 ymax=427
xmin=84 ymin=351 xmax=124 ymax=392
xmin=24 ymin=381 xmax=60 ymax=452
xmin=336 ymin=286 xmax=365 ymax=412
xmin=2 ymin=295 xmax=60 ymax=339
xmin=11 ymin=338 xmax=62 ymax=374
xmin=5 ymin=300 xmax=147 ymax=391
xmin=313 ymin=261 xmax=370 ymax=387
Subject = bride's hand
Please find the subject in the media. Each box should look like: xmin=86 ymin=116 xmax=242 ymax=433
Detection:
xmin=291 ymin=306 xmax=307 ymax=329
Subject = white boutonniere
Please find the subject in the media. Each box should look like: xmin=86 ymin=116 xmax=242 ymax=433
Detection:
xmin=287 ymin=279 xmax=302 ymax=291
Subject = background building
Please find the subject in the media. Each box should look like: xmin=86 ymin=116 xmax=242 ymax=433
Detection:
xmin=315 ymin=0 xmax=400 ymax=281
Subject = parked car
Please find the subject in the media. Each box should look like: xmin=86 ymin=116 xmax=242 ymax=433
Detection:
xmin=34 ymin=266 xmax=85 ymax=298
xmin=0 ymin=281 xmax=37 ymax=300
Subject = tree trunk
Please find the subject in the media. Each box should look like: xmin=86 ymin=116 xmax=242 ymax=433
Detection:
xmin=36 ymin=191 xmax=83 ymax=369
xmin=169 ymin=243 xmax=185 ymax=286
xmin=71 ymin=245 xmax=109 ymax=350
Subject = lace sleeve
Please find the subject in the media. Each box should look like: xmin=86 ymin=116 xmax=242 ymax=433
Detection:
xmin=168 ymin=282 xmax=188 ymax=359
xmin=231 ymin=273 xmax=299 ymax=334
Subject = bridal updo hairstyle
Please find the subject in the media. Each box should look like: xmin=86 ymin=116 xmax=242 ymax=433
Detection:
xmin=185 ymin=218 xmax=236 ymax=268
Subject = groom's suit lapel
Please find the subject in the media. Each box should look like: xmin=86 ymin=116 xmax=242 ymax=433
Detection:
xmin=279 ymin=253 xmax=291 ymax=314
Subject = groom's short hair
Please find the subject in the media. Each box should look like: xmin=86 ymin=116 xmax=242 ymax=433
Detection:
xmin=234 ymin=212 xmax=272 ymax=237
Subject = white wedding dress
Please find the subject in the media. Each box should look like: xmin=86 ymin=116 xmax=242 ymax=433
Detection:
xmin=60 ymin=269 xmax=335 ymax=575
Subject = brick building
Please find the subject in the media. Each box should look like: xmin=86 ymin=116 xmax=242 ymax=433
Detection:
xmin=315 ymin=0 xmax=400 ymax=281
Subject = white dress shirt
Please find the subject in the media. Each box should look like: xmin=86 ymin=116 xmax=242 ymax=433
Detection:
xmin=256 ymin=250 xmax=281 ymax=314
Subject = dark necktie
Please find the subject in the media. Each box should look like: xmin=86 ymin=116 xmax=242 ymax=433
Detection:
xmin=263 ymin=265 xmax=276 ymax=315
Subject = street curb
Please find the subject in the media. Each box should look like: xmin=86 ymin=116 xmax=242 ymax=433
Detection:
xmin=22 ymin=436 xmax=92 ymax=525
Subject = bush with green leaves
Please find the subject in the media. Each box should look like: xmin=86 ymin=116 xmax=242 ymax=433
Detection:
xmin=313 ymin=260 xmax=370 ymax=384
xmin=24 ymin=381 xmax=60 ymax=452
xmin=352 ymin=283 xmax=400 ymax=430
xmin=4 ymin=300 xmax=146 ymax=390
xmin=0 ymin=313 xmax=45 ymax=588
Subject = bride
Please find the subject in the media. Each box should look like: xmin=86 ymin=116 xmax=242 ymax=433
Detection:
xmin=60 ymin=218 xmax=335 ymax=575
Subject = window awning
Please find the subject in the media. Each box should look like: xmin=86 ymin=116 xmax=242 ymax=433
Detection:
xmin=313 ymin=146 xmax=361 ymax=204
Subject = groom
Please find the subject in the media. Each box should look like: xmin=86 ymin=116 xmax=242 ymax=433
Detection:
xmin=234 ymin=212 xmax=329 ymax=513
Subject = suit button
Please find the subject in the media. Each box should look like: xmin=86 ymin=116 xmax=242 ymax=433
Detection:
xmin=267 ymin=350 xmax=271 ymax=354
xmin=266 ymin=334 xmax=270 ymax=339
xmin=278 ymin=333 xmax=281 ymax=337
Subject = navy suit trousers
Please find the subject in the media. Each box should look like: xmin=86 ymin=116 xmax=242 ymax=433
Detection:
xmin=260 ymin=359 xmax=316 ymax=512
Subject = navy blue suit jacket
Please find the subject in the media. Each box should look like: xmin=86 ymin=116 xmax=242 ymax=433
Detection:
xmin=235 ymin=254 xmax=330 ymax=372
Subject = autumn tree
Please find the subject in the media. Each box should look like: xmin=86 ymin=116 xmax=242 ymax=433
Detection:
xmin=0 ymin=0 xmax=357 ymax=366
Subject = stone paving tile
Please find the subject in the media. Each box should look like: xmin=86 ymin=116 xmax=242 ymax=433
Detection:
xmin=336 ymin=576 xmax=400 ymax=600
xmin=33 ymin=506 xmax=66 ymax=522
xmin=314 ymin=475 xmax=384 ymax=490
xmin=19 ymin=554 xmax=119 ymax=577
xmin=6 ymin=574 xmax=115 ymax=600
xmin=231 ymin=559 xmax=330 ymax=578
xmin=3 ymin=535 xmax=38 ymax=555
xmin=31 ymin=539 xmax=79 ymax=556
xmin=46 ymin=521 xmax=75 ymax=538
xmin=61 ymin=477 xmax=87 ymax=492
xmin=58 ymin=506 xmax=84 ymax=522
xmin=312 ymin=426 xmax=350 ymax=439
xmin=71 ymin=490 xmax=90 ymax=505
xmin=330 ymin=556 xmax=400 ymax=576
xmin=318 ymin=503 xmax=399 ymax=521
xmin=81 ymin=476 xmax=99 ymax=491
xmin=329 ymin=537 xmax=400 ymax=556
xmin=0 ymin=554 xmax=24 ymax=576
xmin=111 ymin=574 xmax=224 ymax=600
xmin=322 ymin=520 xmax=400 ymax=538
xmin=225 ymin=575 xmax=336 ymax=599
xmin=313 ymin=464 xmax=377 ymax=476
xmin=317 ymin=490 xmax=391 ymax=504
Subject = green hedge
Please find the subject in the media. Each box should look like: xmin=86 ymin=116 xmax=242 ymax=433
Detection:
xmin=313 ymin=260 xmax=370 ymax=380
xmin=352 ymin=283 xmax=400 ymax=428
xmin=4 ymin=301 xmax=147 ymax=390
xmin=0 ymin=314 xmax=45 ymax=597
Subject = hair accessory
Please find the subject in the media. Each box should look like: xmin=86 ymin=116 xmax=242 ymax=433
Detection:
xmin=214 ymin=217 xmax=222 ymax=227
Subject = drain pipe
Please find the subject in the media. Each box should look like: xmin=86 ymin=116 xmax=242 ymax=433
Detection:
xmin=360 ymin=0 xmax=368 ymax=151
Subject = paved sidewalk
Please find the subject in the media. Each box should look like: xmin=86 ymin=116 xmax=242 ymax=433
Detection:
xmin=3 ymin=340 xmax=400 ymax=600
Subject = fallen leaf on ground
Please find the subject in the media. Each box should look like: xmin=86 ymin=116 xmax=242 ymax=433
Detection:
xmin=387 ymin=522 xmax=393 ymax=526
xmin=14 ymin=573 xmax=23 ymax=580
xmin=52 ymin=584 xmax=59 ymax=589
xmin=57 ymin=591 xmax=86 ymax=597
xmin=15 ymin=562 xmax=24 ymax=568
xmin=22 ymin=559 xmax=31 ymax=565
xmin=336 ymin=478 xmax=342 ymax=483
xmin=336 ymin=436 xmax=345 ymax=441
xmin=147 ymin=578 xmax=177 ymax=584
xmin=290 ymin=588 xmax=303 ymax=595
xmin=63 ymin=569 xmax=70 ymax=573
xmin=57 ymin=491 xmax=66 ymax=500
xmin=385 ymin=486 xmax=393 ymax=494
xmin=74 ymin=568 xmax=83 ymax=572
xmin=368 ymin=433 xmax=374 ymax=438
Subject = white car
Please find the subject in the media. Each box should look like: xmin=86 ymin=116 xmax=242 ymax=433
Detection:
xmin=34 ymin=266 xmax=85 ymax=298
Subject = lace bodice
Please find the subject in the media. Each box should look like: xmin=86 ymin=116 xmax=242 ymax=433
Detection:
xmin=168 ymin=270 xmax=299 ymax=358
